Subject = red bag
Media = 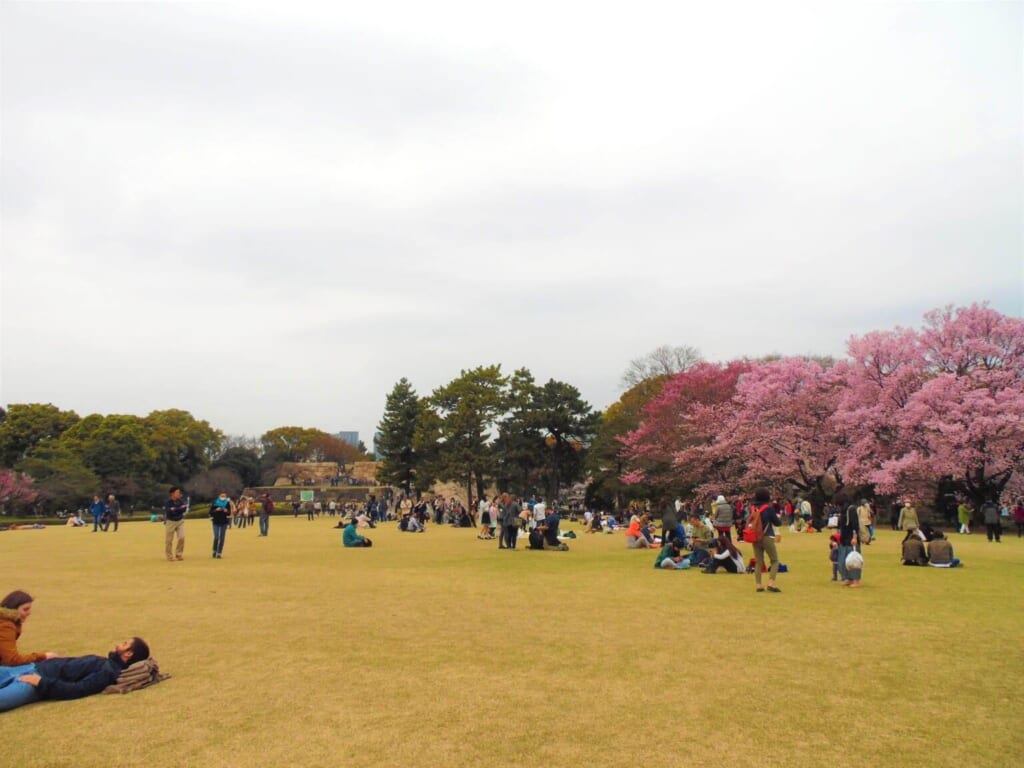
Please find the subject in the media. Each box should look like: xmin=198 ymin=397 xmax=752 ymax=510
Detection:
xmin=743 ymin=504 xmax=769 ymax=543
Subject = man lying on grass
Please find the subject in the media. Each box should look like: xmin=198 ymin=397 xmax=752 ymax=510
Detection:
xmin=0 ymin=637 xmax=150 ymax=712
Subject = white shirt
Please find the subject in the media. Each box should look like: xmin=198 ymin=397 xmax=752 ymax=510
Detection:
xmin=533 ymin=502 xmax=547 ymax=522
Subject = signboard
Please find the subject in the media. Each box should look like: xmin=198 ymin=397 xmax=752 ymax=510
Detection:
xmin=300 ymin=490 xmax=315 ymax=502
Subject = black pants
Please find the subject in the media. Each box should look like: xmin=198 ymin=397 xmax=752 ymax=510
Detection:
xmin=986 ymin=523 xmax=1001 ymax=542
xmin=503 ymin=524 xmax=519 ymax=549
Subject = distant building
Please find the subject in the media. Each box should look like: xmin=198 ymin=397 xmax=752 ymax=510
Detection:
xmin=335 ymin=431 xmax=359 ymax=447
xmin=373 ymin=431 xmax=383 ymax=460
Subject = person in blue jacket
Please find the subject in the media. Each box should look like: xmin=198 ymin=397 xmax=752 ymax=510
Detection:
xmin=89 ymin=495 xmax=105 ymax=532
xmin=342 ymin=519 xmax=372 ymax=548
xmin=0 ymin=637 xmax=150 ymax=712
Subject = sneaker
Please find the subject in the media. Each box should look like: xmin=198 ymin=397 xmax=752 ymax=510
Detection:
xmin=767 ymin=585 xmax=782 ymax=593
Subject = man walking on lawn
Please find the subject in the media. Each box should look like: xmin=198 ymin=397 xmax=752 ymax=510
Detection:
xmin=164 ymin=486 xmax=188 ymax=561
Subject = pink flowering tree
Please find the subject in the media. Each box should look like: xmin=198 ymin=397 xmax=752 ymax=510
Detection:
xmin=0 ymin=469 xmax=39 ymax=514
xmin=620 ymin=361 xmax=751 ymax=495
xmin=687 ymin=358 xmax=847 ymax=500
xmin=837 ymin=304 xmax=1024 ymax=507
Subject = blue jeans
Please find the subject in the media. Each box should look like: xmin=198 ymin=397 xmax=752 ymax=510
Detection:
xmin=837 ymin=544 xmax=863 ymax=581
xmin=0 ymin=663 xmax=41 ymax=712
xmin=92 ymin=515 xmax=101 ymax=531
xmin=259 ymin=516 xmax=269 ymax=536
xmin=212 ymin=522 xmax=228 ymax=556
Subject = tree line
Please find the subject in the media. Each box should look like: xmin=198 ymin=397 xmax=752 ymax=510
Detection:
xmin=0 ymin=409 xmax=371 ymax=514
xmin=375 ymin=366 xmax=599 ymax=506
xmin=596 ymin=304 xmax=1023 ymax=513
xmin=2 ymin=303 xmax=1018 ymax=518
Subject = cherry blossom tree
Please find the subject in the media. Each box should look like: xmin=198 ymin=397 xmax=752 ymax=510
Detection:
xmin=837 ymin=304 xmax=1024 ymax=506
xmin=620 ymin=361 xmax=750 ymax=494
xmin=0 ymin=469 xmax=38 ymax=514
xmin=688 ymin=358 xmax=847 ymax=499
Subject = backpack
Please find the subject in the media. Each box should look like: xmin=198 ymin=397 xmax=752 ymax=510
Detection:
xmin=528 ymin=529 xmax=545 ymax=550
xmin=743 ymin=504 xmax=769 ymax=543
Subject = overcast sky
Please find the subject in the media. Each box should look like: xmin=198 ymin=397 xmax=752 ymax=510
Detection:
xmin=1 ymin=1 xmax=1021 ymax=445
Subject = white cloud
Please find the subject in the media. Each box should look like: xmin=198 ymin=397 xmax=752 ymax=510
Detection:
xmin=1 ymin=0 xmax=1020 ymax=443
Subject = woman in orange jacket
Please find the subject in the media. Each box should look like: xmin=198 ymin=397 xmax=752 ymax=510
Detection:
xmin=0 ymin=590 xmax=58 ymax=666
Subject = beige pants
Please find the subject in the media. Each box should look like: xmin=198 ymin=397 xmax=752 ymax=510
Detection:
xmin=164 ymin=519 xmax=185 ymax=559
xmin=752 ymin=537 xmax=779 ymax=586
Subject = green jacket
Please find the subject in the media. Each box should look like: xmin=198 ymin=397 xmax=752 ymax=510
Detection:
xmin=342 ymin=524 xmax=366 ymax=547
xmin=957 ymin=504 xmax=970 ymax=525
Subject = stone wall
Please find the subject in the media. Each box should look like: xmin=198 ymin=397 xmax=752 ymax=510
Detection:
xmin=241 ymin=486 xmax=388 ymax=505
xmin=275 ymin=462 xmax=340 ymax=485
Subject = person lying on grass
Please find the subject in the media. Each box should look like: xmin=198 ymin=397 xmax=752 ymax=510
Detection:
xmin=0 ymin=637 xmax=149 ymax=713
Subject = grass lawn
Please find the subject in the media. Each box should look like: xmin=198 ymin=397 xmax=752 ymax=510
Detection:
xmin=2 ymin=516 xmax=1022 ymax=768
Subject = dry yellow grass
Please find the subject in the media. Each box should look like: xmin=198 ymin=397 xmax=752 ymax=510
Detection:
xmin=1 ymin=516 xmax=1022 ymax=767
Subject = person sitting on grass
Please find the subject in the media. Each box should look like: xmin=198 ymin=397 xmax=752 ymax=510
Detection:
xmin=342 ymin=519 xmax=372 ymax=548
xmin=901 ymin=531 xmax=929 ymax=566
xmin=0 ymin=637 xmax=150 ymax=712
xmin=537 ymin=507 xmax=568 ymax=551
xmin=926 ymin=530 xmax=961 ymax=568
xmin=625 ymin=514 xmax=653 ymax=548
xmin=686 ymin=514 xmax=714 ymax=548
xmin=702 ymin=535 xmax=746 ymax=574
xmin=655 ymin=537 xmax=689 ymax=569
xmin=0 ymin=591 xmax=59 ymax=667
xmin=399 ymin=511 xmax=424 ymax=532
xmin=587 ymin=512 xmax=603 ymax=534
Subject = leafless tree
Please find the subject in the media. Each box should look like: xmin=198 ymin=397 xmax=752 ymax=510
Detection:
xmin=620 ymin=344 xmax=702 ymax=388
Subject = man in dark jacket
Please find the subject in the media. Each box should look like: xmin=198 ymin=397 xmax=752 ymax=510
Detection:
xmin=258 ymin=493 xmax=274 ymax=537
xmin=981 ymin=499 xmax=1001 ymax=542
xmin=164 ymin=486 xmax=188 ymax=561
xmin=0 ymin=637 xmax=150 ymax=712
xmin=499 ymin=493 xmax=521 ymax=550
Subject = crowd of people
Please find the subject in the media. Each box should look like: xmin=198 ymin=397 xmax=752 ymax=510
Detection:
xmin=36 ymin=481 xmax=1023 ymax=586
xmin=6 ymin=481 xmax=1019 ymax=718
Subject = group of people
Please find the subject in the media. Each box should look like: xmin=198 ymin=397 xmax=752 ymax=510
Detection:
xmin=648 ymin=488 xmax=785 ymax=591
xmin=0 ymin=590 xmax=151 ymax=713
xmin=159 ymin=487 xmax=275 ymax=562
xmin=469 ymin=494 xmax=568 ymax=550
xmin=900 ymin=528 xmax=963 ymax=567
xmin=954 ymin=498 xmax=1024 ymax=541
xmin=87 ymin=494 xmax=122 ymax=532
